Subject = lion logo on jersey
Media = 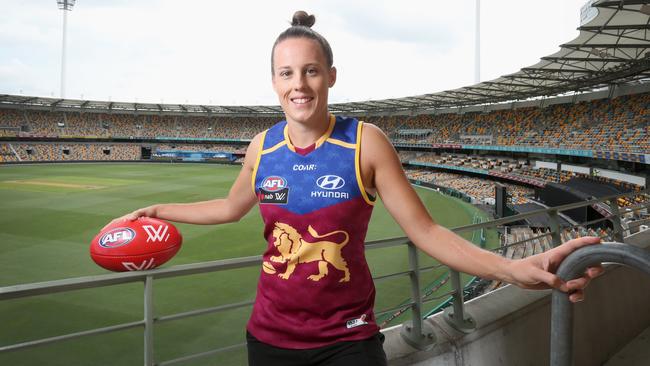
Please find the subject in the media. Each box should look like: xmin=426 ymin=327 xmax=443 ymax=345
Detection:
xmin=262 ymin=222 xmax=350 ymax=282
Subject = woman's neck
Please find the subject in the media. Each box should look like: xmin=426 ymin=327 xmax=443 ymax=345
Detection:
xmin=285 ymin=114 xmax=330 ymax=148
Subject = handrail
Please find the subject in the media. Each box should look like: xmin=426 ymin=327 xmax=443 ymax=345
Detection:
xmin=0 ymin=255 xmax=263 ymax=301
xmin=550 ymin=243 xmax=650 ymax=366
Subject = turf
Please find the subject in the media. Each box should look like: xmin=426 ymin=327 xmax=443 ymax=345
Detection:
xmin=0 ymin=163 xmax=496 ymax=365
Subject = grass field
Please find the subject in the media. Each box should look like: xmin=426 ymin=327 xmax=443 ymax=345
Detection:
xmin=0 ymin=163 xmax=498 ymax=365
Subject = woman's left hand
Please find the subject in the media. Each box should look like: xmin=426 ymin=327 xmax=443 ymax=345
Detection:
xmin=506 ymin=236 xmax=604 ymax=302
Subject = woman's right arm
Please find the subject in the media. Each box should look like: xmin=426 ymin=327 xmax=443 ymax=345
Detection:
xmin=105 ymin=133 xmax=262 ymax=227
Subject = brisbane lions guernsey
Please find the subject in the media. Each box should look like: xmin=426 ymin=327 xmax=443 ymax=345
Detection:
xmin=247 ymin=114 xmax=378 ymax=349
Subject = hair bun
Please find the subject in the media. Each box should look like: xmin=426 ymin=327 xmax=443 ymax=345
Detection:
xmin=292 ymin=11 xmax=316 ymax=28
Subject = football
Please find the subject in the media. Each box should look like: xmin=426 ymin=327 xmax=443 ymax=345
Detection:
xmin=90 ymin=217 xmax=182 ymax=272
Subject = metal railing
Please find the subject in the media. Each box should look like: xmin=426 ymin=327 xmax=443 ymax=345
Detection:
xmin=1 ymin=189 xmax=648 ymax=365
xmin=550 ymin=243 xmax=650 ymax=366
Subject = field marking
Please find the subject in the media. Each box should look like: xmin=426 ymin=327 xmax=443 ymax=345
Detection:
xmin=3 ymin=180 xmax=107 ymax=189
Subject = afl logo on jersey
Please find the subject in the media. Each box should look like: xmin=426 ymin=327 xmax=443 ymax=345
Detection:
xmin=260 ymin=176 xmax=289 ymax=204
xmin=262 ymin=176 xmax=287 ymax=192
xmin=316 ymin=175 xmax=345 ymax=190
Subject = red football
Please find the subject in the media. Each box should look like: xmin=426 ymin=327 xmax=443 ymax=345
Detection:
xmin=90 ymin=217 xmax=182 ymax=272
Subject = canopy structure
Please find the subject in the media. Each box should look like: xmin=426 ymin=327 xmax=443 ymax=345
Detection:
xmin=1 ymin=0 xmax=649 ymax=116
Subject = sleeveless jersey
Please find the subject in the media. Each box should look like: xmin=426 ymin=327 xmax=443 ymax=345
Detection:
xmin=247 ymin=114 xmax=378 ymax=349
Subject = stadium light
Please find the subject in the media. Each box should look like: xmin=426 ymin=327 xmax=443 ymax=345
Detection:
xmin=56 ymin=0 xmax=76 ymax=98
xmin=474 ymin=0 xmax=481 ymax=84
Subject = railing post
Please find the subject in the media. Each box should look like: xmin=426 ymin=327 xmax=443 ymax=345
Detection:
xmin=144 ymin=275 xmax=154 ymax=366
xmin=443 ymin=269 xmax=475 ymax=333
xmin=607 ymin=199 xmax=625 ymax=243
xmin=400 ymin=242 xmax=435 ymax=350
xmin=548 ymin=209 xmax=562 ymax=248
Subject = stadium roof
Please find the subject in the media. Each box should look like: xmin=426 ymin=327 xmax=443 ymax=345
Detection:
xmin=1 ymin=0 xmax=650 ymax=116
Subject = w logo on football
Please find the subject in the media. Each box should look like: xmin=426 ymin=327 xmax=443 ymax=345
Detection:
xmin=143 ymin=224 xmax=170 ymax=243
xmin=122 ymin=258 xmax=156 ymax=271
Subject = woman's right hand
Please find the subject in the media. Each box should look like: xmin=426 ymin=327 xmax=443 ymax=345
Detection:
xmin=102 ymin=205 xmax=158 ymax=230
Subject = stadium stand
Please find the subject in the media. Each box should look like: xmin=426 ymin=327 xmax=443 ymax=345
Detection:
xmin=407 ymin=151 xmax=646 ymax=197
xmin=0 ymin=92 xmax=648 ymax=153
xmin=0 ymin=110 xmax=278 ymax=140
xmin=1 ymin=143 xmax=140 ymax=161
xmin=376 ymin=92 xmax=649 ymax=153
xmin=155 ymin=144 xmax=245 ymax=153
xmin=405 ymin=168 xmax=534 ymax=205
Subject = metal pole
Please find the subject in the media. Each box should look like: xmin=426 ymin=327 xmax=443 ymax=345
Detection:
xmin=474 ymin=0 xmax=481 ymax=84
xmin=548 ymin=209 xmax=562 ymax=248
xmin=450 ymin=270 xmax=464 ymax=321
xmin=60 ymin=9 xmax=67 ymax=98
xmin=144 ymin=276 xmax=154 ymax=366
xmin=443 ymin=270 xmax=475 ymax=333
xmin=400 ymin=242 xmax=435 ymax=350
xmin=409 ymin=243 xmax=423 ymax=336
xmin=607 ymin=199 xmax=625 ymax=243
xmin=550 ymin=243 xmax=650 ymax=366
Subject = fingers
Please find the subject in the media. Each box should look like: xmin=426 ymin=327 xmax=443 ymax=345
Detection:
xmin=124 ymin=212 xmax=140 ymax=221
xmin=531 ymin=271 xmax=587 ymax=303
xmin=526 ymin=267 xmax=568 ymax=292
xmin=586 ymin=265 xmax=604 ymax=278
xmin=513 ymin=237 xmax=604 ymax=303
xmin=101 ymin=210 xmax=145 ymax=231
xmin=566 ymin=275 xmax=590 ymax=291
xmin=558 ymin=266 xmax=605 ymax=303
xmin=569 ymin=290 xmax=584 ymax=303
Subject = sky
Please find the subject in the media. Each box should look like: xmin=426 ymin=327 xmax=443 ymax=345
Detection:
xmin=0 ymin=0 xmax=592 ymax=106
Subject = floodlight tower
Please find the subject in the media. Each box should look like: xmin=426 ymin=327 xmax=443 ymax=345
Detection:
xmin=474 ymin=0 xmax=480 ymax=84
xmin=57 ymin=0 xmax=75 ymax=98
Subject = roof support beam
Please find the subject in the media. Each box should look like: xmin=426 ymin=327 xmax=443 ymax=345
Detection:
xmin=521 ymin=68 xmax=595 ymax=73
xmin=594 ymin=0 xmax=649 ymax=7
xmin=541 ymin=56 xmax=624 ymax=63
xmin=579 ymin=24 xmax=650 ymax=31
xmin=561 ymin=43 xmax=650 ymax=49
xmin=19 ymin=97 xmax=38 ymax=104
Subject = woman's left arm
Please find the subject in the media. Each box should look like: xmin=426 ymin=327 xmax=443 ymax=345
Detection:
xmin=360 ymin=123 xmax=602 ymax=302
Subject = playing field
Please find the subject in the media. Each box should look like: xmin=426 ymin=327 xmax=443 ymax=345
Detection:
xmin=0 ymin=163 xmax=497 ymax=365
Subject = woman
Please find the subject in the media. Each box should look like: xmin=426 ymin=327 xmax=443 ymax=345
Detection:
xmin=107 ymin=11 xmax=602 ymax=366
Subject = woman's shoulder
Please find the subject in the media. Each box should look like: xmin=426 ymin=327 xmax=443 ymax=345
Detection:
xmin=359 ymin=122 xmax=394 ymax=158
xmin=359 ymin=121 xmax=387 ymax=139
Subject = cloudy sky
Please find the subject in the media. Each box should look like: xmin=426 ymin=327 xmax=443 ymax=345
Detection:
xmin=0 ymin=0 xmax=591 ymax=105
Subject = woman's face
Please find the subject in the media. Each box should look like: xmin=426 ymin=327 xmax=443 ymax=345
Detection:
xmin=272 ymin=37 xmax=336 ymax=126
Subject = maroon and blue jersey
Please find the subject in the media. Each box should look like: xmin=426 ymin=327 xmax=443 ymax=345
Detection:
xmin=247 ymin=114 xmax=377 ymax=349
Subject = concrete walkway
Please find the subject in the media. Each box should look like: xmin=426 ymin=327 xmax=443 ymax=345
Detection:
xmin=604 ymin=325 xmax=650 ymax=366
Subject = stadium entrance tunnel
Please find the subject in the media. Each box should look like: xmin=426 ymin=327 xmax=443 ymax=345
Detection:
xmin=141 ymin=146 xmax=151 ymax=160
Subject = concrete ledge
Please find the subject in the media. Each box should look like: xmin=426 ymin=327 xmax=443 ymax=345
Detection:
xmin=384 ymin=230 xmax=650 ymax=365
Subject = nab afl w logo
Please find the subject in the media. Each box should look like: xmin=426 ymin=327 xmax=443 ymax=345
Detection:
xmin=317 ymin=175 xmax=345 ymax=190
xmin=260 ymin=176 xmax=289 ymax=204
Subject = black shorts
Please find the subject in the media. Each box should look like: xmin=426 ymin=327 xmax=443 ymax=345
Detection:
xmin=246 ymin=331 xmax=388 ymax=366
